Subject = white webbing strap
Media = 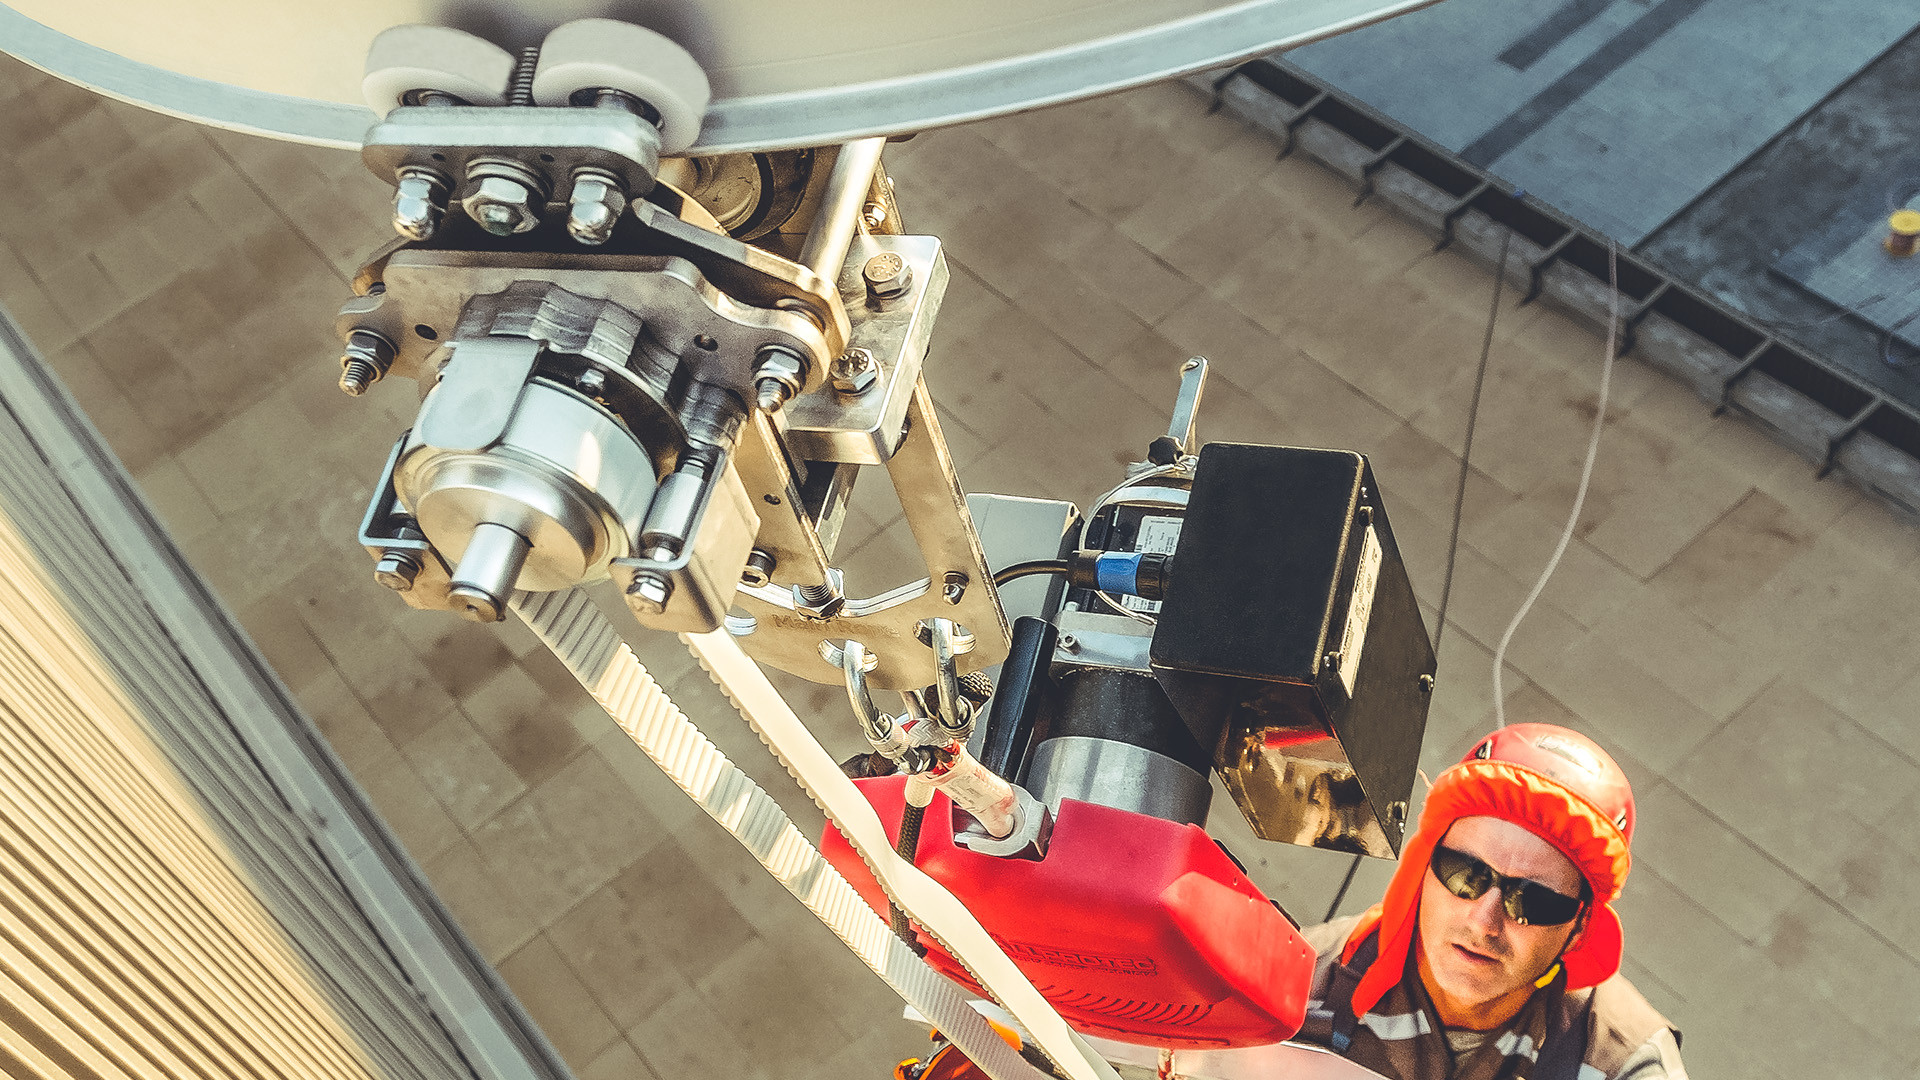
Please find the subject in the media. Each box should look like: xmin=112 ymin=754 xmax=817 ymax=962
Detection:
xmin=509 ymin=589 xmax=1116 ymax=1080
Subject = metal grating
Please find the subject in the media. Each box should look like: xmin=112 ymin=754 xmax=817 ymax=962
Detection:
xmin=1204 ymin=57 xmax=1920 ymax=519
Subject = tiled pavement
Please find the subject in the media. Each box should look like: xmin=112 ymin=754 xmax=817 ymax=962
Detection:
xmin=3 ymin=47 xmax=1919 ymax=1080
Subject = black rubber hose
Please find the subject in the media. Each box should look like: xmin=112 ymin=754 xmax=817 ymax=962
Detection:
xmin=890 ymin=803 xmax=928 ymax=956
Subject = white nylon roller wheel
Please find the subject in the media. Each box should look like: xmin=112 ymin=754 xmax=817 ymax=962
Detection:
xmin=363 ymin=25 xmax=515 ymax=113
xmin=533 ymin=19 xmax=711 ymax=154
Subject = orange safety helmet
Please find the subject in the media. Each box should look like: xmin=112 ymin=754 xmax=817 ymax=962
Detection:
xmin=1342 ymin=723 xmax=1636 ymax=1017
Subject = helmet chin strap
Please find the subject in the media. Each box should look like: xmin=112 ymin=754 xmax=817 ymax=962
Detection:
xmin=1531 ymin=903 xmax=1588 ymax=988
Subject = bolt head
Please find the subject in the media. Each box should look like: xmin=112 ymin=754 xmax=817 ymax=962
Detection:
xmin=829 ymin=348 xmax=879 ymax=395
xmin=862 ymin=252 xmax=913 ymax=301
xmin=463 ymin=176 xmax=541 ymax=236
xmin=740 ymin=549 xmax=776 ymax=589
xmin=1058 ymin=633 xmax=1079 ymax=651
xmin=575 ymin=368 xmax=607 ymax=397
xmin=626 ymin=573 xmax=673 ymax=615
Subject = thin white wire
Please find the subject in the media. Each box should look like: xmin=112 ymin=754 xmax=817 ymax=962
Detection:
xmin=1492 ymin=240 xmax=1620 ymax=724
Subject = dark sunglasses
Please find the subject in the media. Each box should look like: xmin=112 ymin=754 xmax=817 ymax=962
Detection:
xmin=1429 ymin=845 xmax=1586 ymax=927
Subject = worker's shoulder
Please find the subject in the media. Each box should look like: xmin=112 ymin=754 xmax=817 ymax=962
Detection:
xmin=1297 ymin=914 xmax=1367 ymax=1002
xmin=1576 ymin=973 xmax=1685 ymax=1080
xmin=1299 ymin=913 xmax=1367 ymax=959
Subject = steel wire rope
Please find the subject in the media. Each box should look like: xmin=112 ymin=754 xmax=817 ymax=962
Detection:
xmin=1324 ymin=226 xmax=1515 ymax=923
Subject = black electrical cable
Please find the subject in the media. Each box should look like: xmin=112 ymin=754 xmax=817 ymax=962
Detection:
xmin=992 ymin=559 xmax=1072 ymax=587
xmin=1431 ymin=226 xmax=1511 ymax=665
xmin=1322 ymin=227 xmax=1513 ymax=926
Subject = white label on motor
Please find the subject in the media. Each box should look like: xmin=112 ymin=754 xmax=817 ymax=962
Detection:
xmin=1123 ymin=515 xmax=1184 ymax=613
xmin=1338 ymin=524 xmax=1383 ymax=697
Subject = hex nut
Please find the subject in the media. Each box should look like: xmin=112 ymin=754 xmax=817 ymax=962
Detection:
xmin=372 ymin=550 xmax=421 ymax=592
xmin=752 ymin=345 xmax=807 ymax=412
xmin=626 ymin=572 xmax=673 ymax=615
xmin=391 ymin=168 xmax=449 ymax=241
xmin=338 ymin=329 xmax=396 ymax=397
xmin=463 ymin=175 xmax=542 ymax=236
xmin=567 ymin=171 xmax=627 ymax=245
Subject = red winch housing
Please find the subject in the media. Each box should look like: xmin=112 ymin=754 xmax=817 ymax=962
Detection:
xmin=820 ymin=776 xmax=1314 ymax=1049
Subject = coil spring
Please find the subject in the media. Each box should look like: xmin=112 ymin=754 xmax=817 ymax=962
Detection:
xmin=508 ymin=46 xmax=539 ymax=106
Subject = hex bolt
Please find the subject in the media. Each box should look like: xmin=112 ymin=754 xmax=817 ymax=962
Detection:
xmin=575 ymin=367 xmax=607 ymax=397
xmin=462 ymin=160 xmax=549 ymax=237
xmin=862 ymin=251 xmax=913 ymax=302
xmin=1058 ymin=633 xmax=1079 ymax=652
xmin=391 ymin=167 xmax=450 ymax=241
xmin=372 ymin=550 xmax=422 ymax=592
xmin=741 ymin=548 xmax=777 ymax=588
xmin=942 ymin=571 xmax=967 ymax=605
xmin=567 ymin=168 xmax=627 ymax=246
xmin=861 ymin=202 xmax=888 ymax=231
xmin=829 ymin=347 xmax=879 ymax=395
xmin=751 ymin=344 xmax=807 ymax=413
xmin=626 ymin=572 xmax=674 ymax=615
xmin=338 ymin=329 xmax=397 ymax=397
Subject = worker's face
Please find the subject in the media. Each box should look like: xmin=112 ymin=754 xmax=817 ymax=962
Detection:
xmin=1415 ymin=816 xmax=1586 ymax=1023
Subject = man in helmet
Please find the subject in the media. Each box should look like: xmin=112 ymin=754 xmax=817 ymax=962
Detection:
xmin=1294 ymin=724 xmax=1686 ymax=1080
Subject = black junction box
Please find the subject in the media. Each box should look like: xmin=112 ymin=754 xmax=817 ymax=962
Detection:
xmin=1150 ymin=443 xmax=1435 ymax=857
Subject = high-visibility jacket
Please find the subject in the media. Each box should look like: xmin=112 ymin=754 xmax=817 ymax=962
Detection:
xmin=1294 ymin=915 xmax=1686 ymax=1080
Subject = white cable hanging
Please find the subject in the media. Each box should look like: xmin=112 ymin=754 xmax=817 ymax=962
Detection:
xmin=1491 ymin=240 xmax=1621 ymax=724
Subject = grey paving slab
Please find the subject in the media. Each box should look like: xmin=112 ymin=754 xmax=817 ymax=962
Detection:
xmin=1288 ymin=0 xmax=1920 ymax=242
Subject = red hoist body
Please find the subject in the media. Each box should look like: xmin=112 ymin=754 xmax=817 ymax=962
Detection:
xmin=821 ymin=776 xmax=1316 ymax=1050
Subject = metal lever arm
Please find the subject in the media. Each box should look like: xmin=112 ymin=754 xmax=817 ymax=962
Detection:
xmin=1149 ymin=356 xmax=1209 ymax=464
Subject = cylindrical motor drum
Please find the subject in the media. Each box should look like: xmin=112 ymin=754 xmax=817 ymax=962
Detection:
xmin=393 ymin=378 xmax=658 ymax=621
xmin=1026 ymin=669 xmax=1214 ymax=826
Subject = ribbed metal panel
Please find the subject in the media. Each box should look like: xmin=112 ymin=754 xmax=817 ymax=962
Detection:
xmin=0 ymin=308 xmax=573 ymax=1080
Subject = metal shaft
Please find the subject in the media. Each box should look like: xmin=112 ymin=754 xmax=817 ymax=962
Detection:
xmin=798 ymin=138 xmax=886 ymax=283
xmin=448 ymin=522 xmax=532 ymax=623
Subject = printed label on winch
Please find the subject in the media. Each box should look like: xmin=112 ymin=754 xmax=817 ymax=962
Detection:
xmin=1122 ymin=515 xmax=1183 ymax=614
xmin=1337 ymin=524 xmax=1382 ymax=697
xmin=999 ymin=939 xmax=1160 ymax=975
